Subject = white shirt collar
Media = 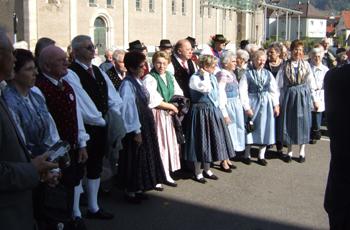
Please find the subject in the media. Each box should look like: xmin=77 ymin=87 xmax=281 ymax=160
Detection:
xmin=75 ymin=59 xmax=91 ymax=70
xmin=42 ymin=73 xmax=63 ymax=86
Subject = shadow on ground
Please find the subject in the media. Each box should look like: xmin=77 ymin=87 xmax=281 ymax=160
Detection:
xmin=85 ymin=187 xmax=315 ymax=230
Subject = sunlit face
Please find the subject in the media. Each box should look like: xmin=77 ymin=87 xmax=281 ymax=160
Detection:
xmin=49 ymin=50 xmax=68 ymax=79
xmin=214 ymin=42 xmax=225 ymax=52
xmin=236 ymin=56 xmax=245 ymax=68
xmin=267 ymin=48 xmax=280 ymax=62
xmin=178 ymin=41 xmax=193 ymax=60
xmin=14 ymin=60 xmax=38 ymax=89
xmin=291 ymin=45 xmax=304 ymax=61
xmin=203 ymin=63 xmax=216 ymax=74
xmin=253 ymin=54 xmax=267 ymax=70
xmin=154 ymin=57 xmax=169 ymax=75
xmin=105 ymin=51 xmax=113 ymax=62
xmin=224 ymin=57 xmax=237 ymax=71
xmin=311 ymin=53 xmax=322 ymax=66
xmin=131 ymin=60 xmax=147 ymax=78
xmin=114 ymin=54 xmax=126 ymax=72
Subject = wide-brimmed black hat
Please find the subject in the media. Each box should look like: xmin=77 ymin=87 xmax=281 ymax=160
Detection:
xmin=128 ymin=40 xmax=147 ymax=51
xmin=186 ymin=36 xmax=197 ymax=49
xmin=212 ymin=34 xmax=229 ymax=44
xmin=159 ymin=39 xmax=172 ymax=48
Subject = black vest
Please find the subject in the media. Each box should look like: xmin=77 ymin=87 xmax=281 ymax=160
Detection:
xmin=171 ymin=55 xmax=195 ymax=98
xmin=69 ymin=62 xmax=108 ymax=116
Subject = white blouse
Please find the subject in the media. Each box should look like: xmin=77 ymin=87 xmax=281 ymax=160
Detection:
xmin=118 ymin=78 xmax=142 ymax=134
xmin=276 ymin=60 xmax=317 ymax=102
xmin=216 ymin=69 xmax=239 ymax=117
xmin=142 ymin=72 xmax=183 ymax=109
xmin=239 ymin=68 xmax=279 ymax=111
xmin=64 ymin=63 xmax=124 ymax=127
xmin=189 ymin=70 xmax=212 ymax=93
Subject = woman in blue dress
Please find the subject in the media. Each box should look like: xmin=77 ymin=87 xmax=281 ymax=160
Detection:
xmin=216 ymin=51 xmax=245 ymax=171
xmin=185 ymin=55 xmax=235 ymax=183
xmin=276 ymin=40 xmax=317 ymax=163
xmin=239 ymin=50 xmax=280 ymax=166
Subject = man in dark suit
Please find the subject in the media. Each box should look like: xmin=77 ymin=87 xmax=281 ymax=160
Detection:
xmin=0 ymin=28 xmax=57 ymax=230
xmin=171 ymin=39 xmax=197 ymax=98
xmin=324 ymin=63 xmax=350 ymax=229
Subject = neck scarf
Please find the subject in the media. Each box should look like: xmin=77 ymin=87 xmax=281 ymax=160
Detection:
xmin=149 ymin=69 xmax=174 ymax=102
xmin=284 ymin=60 xmax=309 ymax=85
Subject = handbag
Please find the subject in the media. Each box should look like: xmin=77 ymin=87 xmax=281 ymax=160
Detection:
xmin=245 ymin=117 xmax=255 ymax=133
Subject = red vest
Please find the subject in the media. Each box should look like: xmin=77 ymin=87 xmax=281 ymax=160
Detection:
xmin=36 ymin=75 xmax=79 ymax=149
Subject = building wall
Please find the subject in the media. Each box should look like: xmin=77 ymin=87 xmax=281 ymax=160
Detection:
xmin=305 ymin=18 xmax=326 ymax=38
xmin=0 ymin=0 xmax=264 ymax=51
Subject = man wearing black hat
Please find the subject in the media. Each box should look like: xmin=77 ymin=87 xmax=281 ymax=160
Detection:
xmin=201 ymin=34 xmax=229 ymax=70
xmin=159 ymin=39 xmax=173 ymax=55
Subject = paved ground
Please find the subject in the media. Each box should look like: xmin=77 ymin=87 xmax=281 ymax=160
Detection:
xmin=85 ymin=135 xmax=330 ymax=230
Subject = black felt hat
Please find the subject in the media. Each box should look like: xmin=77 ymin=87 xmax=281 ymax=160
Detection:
xmin=159 ymin=39 xmax=173 ymax=48
xmin=128 ymin=40 xmax=147 ymax=51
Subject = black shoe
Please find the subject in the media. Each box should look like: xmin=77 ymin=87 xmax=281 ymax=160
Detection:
xmin=72 ymin=217 xmax=87 ymax=230
xmin=135 ymin=192 xmax=149 ymax=200
xmin=309 ymin=139 xmax=317 ymax=144
xmin=203 ymin=171 xmax=218 ymax=180
xmin=86 ymin=209 xmax=114 ymax=220
xmin=193 ymin=176 xmax=207 ymax=184
xmin=220 ymin=162 xmax=232 ymax=173
xmin=257 ymin=158 xmax=268 ymax=166
xmin=154 ymin=186 xmax=164 ymax=191
xmin=299 ymin=156 xmax=306 ymax=163
xmin=124 ymin=194 xmax=142 ymax=204
xmin=283 ymin=155 xmax=292 ymax=163
xmin=242 ymin=158 xmax=251 ymax=165
xmin=164 ymin=181 xmax=177 ymax=187
xmin=228 ymin=163 xmax=237 ymax=169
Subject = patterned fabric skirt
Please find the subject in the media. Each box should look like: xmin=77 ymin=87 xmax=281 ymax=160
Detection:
xmin=226 ymin=97 xmax=246 ymax=151
xmin=153 ymin=109 xmax=181 ymax=172
xmin=246 ymin=93 xmax=276 ymax=145
xmin=117 ymin=103 xmax=166 ymax=192
xmin=184 ymin=102 xmax=235 ymax=163
xmin=277 ymin=84 xmax=312 ymax=145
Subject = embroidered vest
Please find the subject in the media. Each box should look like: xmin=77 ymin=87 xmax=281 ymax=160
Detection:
xmin=36 ymin=75 xmax=78 ymax=148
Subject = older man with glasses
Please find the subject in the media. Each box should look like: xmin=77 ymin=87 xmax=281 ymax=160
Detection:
xmin=64 ymin=35 xmax=124 ymax=220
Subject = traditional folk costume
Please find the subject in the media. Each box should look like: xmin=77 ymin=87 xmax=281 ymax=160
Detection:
xmin=185 ymin=70 xmax=234 ymax=180
xmin=216 ymin=69 xmax=245 ymax=152
xmin=276 ymin=60 xmax=316 ymax=160
xmin=309 ymin=63 xmax=328 ymax=143
xmin=143 ymin=69 xmax=183 ymax=184
xmin=65 ymin=60 xmax=124 ymax=215
xmin=36 ymin=73 xmax=90 ymax=219
xmin=118 ymin=75 xmax=166 ymax=193
xmin=106 ymin=66 xmax=124 ymax=90
xmin=239 ymin=67 xmax=279 ymax=162
xmin=2 ymin=85 xmax=60 ymax=156
xmin=170 ymin=54 xmax=197 ymax=98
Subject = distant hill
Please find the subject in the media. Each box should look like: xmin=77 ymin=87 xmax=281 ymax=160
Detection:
xmin=270 ymin=0 xmax=350 ymax=12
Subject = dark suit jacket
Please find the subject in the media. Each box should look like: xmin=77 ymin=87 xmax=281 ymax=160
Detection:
xmin=324 ymin=64 xmax=350 ymax=215
xmin=0 ymin=97 xmax=39 ymax=230
xmin=171 ymin=55 xmax=196 ymax=98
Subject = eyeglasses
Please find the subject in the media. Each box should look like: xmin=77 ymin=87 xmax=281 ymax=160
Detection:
xmin=84 ymin=45 xmax=96 ymax=51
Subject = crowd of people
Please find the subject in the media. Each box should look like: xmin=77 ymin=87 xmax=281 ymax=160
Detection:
xmin=1 ymin=26 xmax=350 ymax=230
